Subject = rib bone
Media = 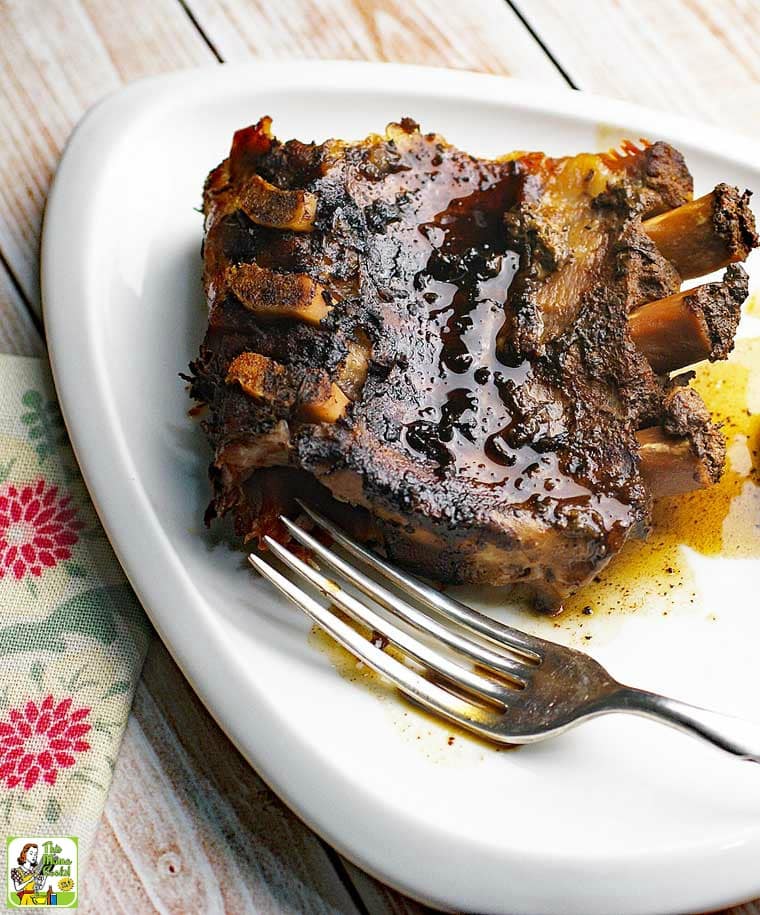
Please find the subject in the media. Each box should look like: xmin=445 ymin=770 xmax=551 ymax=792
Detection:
xmin=239 ymin=174 xmax=317 ymax=231
xmin=227 ymin=263 xmax=330 ymax=325
xmin=636 ymin=385 xmax=725 ymax=497
xmin=642 ymin=184 xmax=758 ymax=280
xmin=637 ymin=427 xmax=716 ymax=497
xmin=628 ymin=264 xmax=748 ymax=373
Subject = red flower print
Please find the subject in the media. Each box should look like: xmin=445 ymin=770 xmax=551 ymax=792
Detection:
xmin=0 ymin=695 xmax=91 ymax=790
xmin=0 ymin=479 xmax=84 ymax=580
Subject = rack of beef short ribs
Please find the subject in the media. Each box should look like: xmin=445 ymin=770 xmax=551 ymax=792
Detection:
xmin=188 ymin=118 xmax=758 ymax=608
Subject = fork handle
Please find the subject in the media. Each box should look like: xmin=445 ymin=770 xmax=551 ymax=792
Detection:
xmin=609 ymin=687 xmax=760 ymax=763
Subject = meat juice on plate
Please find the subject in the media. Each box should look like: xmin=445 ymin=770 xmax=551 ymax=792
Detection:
xmin=561 ymin=336 xmax=760 ymax=620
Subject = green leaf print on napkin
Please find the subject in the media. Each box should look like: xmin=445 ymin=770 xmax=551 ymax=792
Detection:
xmin=0 ymin=354 xmax=151 ymax=862
xmin=0 ymin=459 xmax=15 ymax=484
xmin=20 ymin=390 xmax=68 ymax=464
xmin=0 ymin=585 xmax=148 ymax=656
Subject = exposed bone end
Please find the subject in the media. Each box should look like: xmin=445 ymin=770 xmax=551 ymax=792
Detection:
xmin=637 ymin=429 xmax=713 ymax=497
xmin=661 ymin=386 xmax=725 ymax=481
xmin=335 ymin=334 xmax=371 ymax=401
xmin=714 ymin=183 xmax=759 ymax=260
xmin=643 ymin=185 xmax=759 ymax=280
xmin=229 ymin=116 xmax=273 ymax=182
xmin=299 ymin=377 xmax=350 ymax=423
xmin=629 ymin=264 xmax=748 ymax=373
xmin=227 ymin=263 xmax=331 ymax=325
xmin=637 ymin=386 xmax=725 ymax=497
xmin=629 ymin=293 xmax=711 ymax=375
xmin=685 ymin=263 xmax=747 ymax=361
xmin=239 ymin=174 xmax=318 ymax=231
xmin=225 ymin=352 xmax=295 ymax=407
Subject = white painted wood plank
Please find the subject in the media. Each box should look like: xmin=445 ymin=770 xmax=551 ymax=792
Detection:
xmin=341 ymin=861 xmax=429 ymax=915
xmin=184 ymin=0 xmax=567 ymax=80
xmin=0 ymin=0 xmax=215 ymax=311
xmin=0 ymin=262 xmax=42 ymax=356
xmin=79 ymin=640 xmax=362 ymax=914
xmin=513 ymin=0 xmax=760 ymax=132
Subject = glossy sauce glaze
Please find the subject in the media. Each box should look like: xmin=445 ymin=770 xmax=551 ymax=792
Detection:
xmin=383 ymin=153 xmax=594 ymax=509
xmin=352 ymin=133 xmax=639 ymax=562
xmin=400 ymin=183 xmax=525 ymax=484
xmin=306 ymin=330 xmax=760 ymax=730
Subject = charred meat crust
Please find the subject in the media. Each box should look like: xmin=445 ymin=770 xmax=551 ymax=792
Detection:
xmin=188 ymin=119 xmax=753 ymax=607
xmin=613 ymin=224 xmax=683 ymax=311
xmin=633 ymin=141 xmax=694 ymax=215
xmin=662 ymin=385 xmax=726 ymax=484
xmin=592 ymin=141 xmax=693 ymax=217
xmin=683 ymin=263 xmax=747 ymax=361
xmin=713 ymin=184 xmax=759 ymax=262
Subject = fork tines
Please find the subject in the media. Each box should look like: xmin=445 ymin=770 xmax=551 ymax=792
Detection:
xmin=248 ymin=504 xmax=545 ymax=742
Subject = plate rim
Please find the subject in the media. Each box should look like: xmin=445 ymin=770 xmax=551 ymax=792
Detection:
xmin=41 ymin=59 xmax=760 ymax=915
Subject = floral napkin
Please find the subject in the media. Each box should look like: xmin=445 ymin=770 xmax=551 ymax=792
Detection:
xmin=0 ymin=355 xmax=149 ymax=875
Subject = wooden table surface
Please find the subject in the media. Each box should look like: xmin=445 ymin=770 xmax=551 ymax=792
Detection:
xmin=2 ymin=1 xmax=759 ymax=911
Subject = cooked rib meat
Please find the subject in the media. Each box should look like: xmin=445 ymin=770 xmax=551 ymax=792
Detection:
xmin=628 ymin=263 xmax=748 ymax=374
xmin=188 ymin=118 xmax=757 ymax=608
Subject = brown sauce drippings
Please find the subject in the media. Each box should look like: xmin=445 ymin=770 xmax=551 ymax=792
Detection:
xmin=388 ymin=146 xmax=629 ymax=530
xmin=398 ymin=175 xmax=524 ymax=484
xmin=563 ymin=338 xmax=760 ymax=618
xmin=396 ymin=172 xmax=596 ymax=506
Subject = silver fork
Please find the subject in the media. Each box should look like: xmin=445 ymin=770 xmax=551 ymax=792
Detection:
xmin=249 ymin=503 xmax=760 ymax=762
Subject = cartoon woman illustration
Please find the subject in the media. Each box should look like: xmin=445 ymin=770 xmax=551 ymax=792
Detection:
xmin=10 ymin=844 xmax=46 ymax=902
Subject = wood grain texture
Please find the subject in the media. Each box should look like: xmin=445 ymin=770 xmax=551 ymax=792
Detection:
xmin=184 ymin=0 xmax=567 ymax=80
xmin=513 ymin=0 xmax=760 ymax=132
xmin=340 ymin=861 xmax=430 ymax=915
xmin=0 ymin=261 xmax=42 ymax=356
xmin=724 ymin=904 xmax=760 ymax=915
xmin=79 ymin=640 xmax=363 ymax=915
xmin=0 ymin=0 xmax=215 ymax=311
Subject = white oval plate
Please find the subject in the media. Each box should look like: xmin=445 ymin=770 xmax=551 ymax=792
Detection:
xmin=42 ymin=62 xmax=760 ymax=915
